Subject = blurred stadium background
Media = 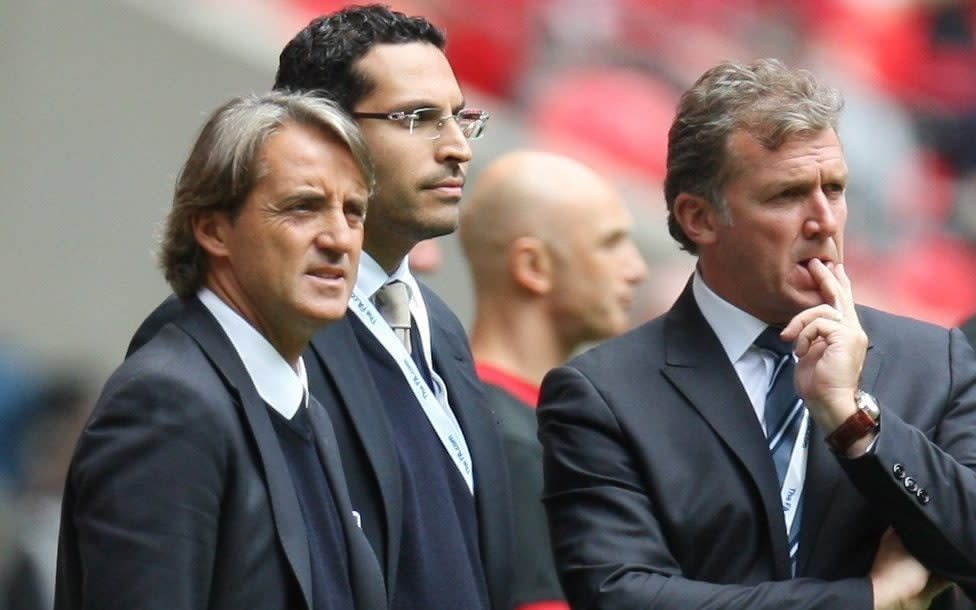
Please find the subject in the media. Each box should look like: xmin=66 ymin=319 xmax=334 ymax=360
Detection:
xmin=2 ymin=0 xmax=975 ymax=604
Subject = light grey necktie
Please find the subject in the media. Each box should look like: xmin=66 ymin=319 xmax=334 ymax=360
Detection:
xmin=374 ymin=280 xmax=412 ymax=352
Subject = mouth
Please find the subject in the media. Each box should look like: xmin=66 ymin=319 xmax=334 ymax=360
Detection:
xmin=618 ymin=292 xmax=634 ymax=311
xmin=430 ymin=177 xmax=464 ymax=188
xmin=791 ymin=256 xmax=839 ymax=292
xmin=798 ymin=256 xmax=835 ymax=270
xmin=305 ymin=266 xmax=346 ymax=285
xmin=425 ymin=176 xmax=465 ymax=199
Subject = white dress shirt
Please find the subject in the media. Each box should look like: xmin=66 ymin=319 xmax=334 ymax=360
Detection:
xmin=692 ymin=271 xmax=788 ymax=435
xmin=198 ymin=288 xmax=308 ymax=419
xmin=357 ymin=253 xmax=436 ymax=373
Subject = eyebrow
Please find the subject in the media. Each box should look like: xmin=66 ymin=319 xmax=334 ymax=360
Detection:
xmin=764 ymin=171 xmax=849 ymax=195
xmin=282 ymin=190 xmax=325 ymax=202
xmin=346 ymin=194 xmax=368 ymax=211
xmin=392 ymin=99 xmax=467 ymax=114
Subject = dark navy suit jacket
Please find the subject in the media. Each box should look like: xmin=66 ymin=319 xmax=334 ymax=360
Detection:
xmin=60 ymin=298 xmax=385 ymax=610
xmin=304 ymin=285 xmax=514 ymax=610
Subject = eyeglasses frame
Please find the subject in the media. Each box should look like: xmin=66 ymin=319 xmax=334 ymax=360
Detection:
xmin=352 ymin=107 xmax=489 ymax=140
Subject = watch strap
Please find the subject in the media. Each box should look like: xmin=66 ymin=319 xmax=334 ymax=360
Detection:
xmin=826 ymin=408 xmax=878 ymax=453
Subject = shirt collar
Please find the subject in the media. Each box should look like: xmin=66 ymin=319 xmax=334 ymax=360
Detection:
xmin=357 ymin=251 xmax=434 ymax=365
xmin=357 ymin=251 xmax=415 ymax=298
xmin=198 ymin=288 xmax=308 ymax=419
xmin=692 ymin=269 xmax=768 ymax=364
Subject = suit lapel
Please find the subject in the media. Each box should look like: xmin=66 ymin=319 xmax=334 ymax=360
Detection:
xmin=427 ymin=308 xmax=490 ymax=486
xmin=306 ymin=396 xmax=386 ymax=609
xmin=660 ymin=285 xmax=792 ymax=578
xmin=174 ymin=299 xmax=313 ymax=608
xmin=310 ymin=319 xmax=403 ymax=596
xmin=796 ymin=312 xmax=882 ymax=574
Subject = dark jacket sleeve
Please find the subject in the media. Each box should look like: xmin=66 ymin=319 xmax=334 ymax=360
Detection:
xmin=56 ymin=350 xmax=229 ymax=610
xmin=840 ymin=326 xmax=976 ymax=599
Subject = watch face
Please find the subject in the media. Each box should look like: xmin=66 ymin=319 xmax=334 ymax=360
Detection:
xmin=855 ymin=391 xmax=880 ymax=420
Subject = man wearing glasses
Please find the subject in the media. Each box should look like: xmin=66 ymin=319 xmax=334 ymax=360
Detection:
xmin=278 ymin=6 xmax=509 ymax=610
xmin=129 ymin=7 xmax=509 ymax=609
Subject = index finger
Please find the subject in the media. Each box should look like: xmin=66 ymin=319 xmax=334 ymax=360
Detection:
xmin=833 ymin=263 xmax=857 ymax=320
xmin=808 ymin=259 xmax=854 ymax=319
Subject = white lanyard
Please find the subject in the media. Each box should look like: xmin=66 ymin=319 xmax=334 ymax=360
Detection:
xmin=348 ymin=288 xmax=474 ymax=493
xmin=781 ymin=409 xmax=810 ymax=535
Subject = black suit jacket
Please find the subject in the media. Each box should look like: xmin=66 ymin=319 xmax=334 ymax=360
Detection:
xmin=483 ymin=382 xmax=566 ymax=606
xmin=304 ymin=284 xmax=514 ymax=610
xmin=127 ymin=289 xmax=515 ymax=610
xmin=538 ymin=281 xmax=976 ymax=610
xmin=60 ymin=298 xmax=385 ymax=610
xmin=959 ymin=313 xmax=976 ymax=349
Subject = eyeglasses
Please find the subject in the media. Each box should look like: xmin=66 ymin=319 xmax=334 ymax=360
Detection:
xmin=352 ymin=107 xmax=489 ymax=140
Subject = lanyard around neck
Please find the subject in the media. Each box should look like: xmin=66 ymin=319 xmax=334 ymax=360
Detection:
xmin=348 ymin=287 xmax=473 ymax=493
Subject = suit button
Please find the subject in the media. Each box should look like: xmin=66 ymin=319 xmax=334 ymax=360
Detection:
xmin=892 ymin=463 xmax=906 ymax=479
xmin=916 ymin=489 xmax=931 ymax=505
xmin=904 ymin=477 xmax=918 ymax=493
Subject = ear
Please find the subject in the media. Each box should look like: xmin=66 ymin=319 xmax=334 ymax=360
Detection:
xmin=191 ymin=210 xmax=232 ymax=259
xmin=509 ymin=236 xmax=552 ymax=296
xmin=673 ymin=193 xmax=720 ymax=247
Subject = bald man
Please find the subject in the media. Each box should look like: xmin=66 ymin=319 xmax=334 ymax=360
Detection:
xmin=459 ymin=150 xmax=648 ymax=610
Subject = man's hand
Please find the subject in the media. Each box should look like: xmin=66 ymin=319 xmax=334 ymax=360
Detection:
xmin=781 ymin=261 xmax=868 ymax=436
xmin=871 ymin=528 xmax=949 ymax=610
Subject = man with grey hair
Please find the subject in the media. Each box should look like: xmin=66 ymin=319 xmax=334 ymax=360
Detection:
xmin=55 ymin=92 xmax=385 ymax=610
xmin=538 ymin=59 xmax=976 ymax=609
xmin=127 ymin=7 xmax=513 ymax=610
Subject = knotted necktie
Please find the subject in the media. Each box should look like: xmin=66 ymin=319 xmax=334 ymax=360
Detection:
xmin=374 ymin=281 xmax=412 ymax=353
xmin=754 ymin=326 xmax=805 ymax=574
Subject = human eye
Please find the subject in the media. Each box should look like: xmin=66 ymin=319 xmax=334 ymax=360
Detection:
xmin=769 ymin=186 xmax=807 ymax=203
xmin=395 ymin=108 xmax=440 ymax=135
xmin=344 ymin=198 xmax=367 ymax=225
xmin=607 ymin=233 xmax=629 ymax=250
xmin=823 ymin=182 xmax=846 ymax=198
xmin=285 ymin=196 xmax=321 ymax=214
xmin=411 ymin=107 xmax=443 ymax=124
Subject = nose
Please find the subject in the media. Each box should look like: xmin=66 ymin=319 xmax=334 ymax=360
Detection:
xmin=802 ymin=189 xmax=842 ymax=240
xmin=623 ymin=241 xmax=649 ymax=285
xmin=315 ymin=209 xmax=360 ymax=259
xmin=435 ymin=118 xmax=472 ymax=164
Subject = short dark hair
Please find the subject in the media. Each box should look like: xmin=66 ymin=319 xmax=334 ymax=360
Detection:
xmin=664 ymin=58 xmax=843 ymax=253
xmin=274 ymin=4 xmax=446 ymax=112
xmin=160 ymin=92 xmax=374 ymax=298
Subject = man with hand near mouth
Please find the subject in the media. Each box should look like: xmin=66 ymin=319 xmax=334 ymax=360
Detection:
xmin=537 ymin=58 xmax=976 ymax=610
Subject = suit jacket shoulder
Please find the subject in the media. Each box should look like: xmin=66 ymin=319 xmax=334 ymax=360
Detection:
xmin=59 ymin=309 xmax=302 ymax=610
xmin=126 ymin=294 xmax=183 ymax=358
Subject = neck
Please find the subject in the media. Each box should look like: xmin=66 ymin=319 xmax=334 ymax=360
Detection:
xmin=469 ymin=302 xmax=570 ymax=386
xmin=205 ymin=277 xmax=308 ymax=366
xmin=364 ymin=233 xmax=412 ymax=276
